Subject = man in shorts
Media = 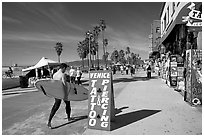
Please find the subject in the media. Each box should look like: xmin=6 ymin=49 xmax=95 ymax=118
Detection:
xmin=47 ymin=63 xmax=73 ymax=129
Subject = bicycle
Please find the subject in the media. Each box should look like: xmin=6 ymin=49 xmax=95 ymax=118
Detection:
xmin=2 ymin=71 xmax=15 ymax=79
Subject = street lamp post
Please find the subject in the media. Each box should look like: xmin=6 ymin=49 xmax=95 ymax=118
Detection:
xmin=104 ymin=38 xmax=108 ymax=67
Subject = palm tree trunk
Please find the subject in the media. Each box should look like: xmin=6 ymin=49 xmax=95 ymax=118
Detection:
xmin=97 ymin=49 xmax=99 ymax=69
xmin=102 ymin=31 xmax=106 ymax=67
xmin=58 ymin=55 xmax=60 ymax=63
xmin=87 ymin=57 xmax=89 ymax=68
xmin=82 ymin=58 xmax=84 ymax=68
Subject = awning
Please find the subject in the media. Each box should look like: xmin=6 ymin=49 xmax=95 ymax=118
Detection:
xmin=160 ymin=3 xmax=191 ymax=45
xmin=22 ymin=57 xmax=60 ymax=72
xmin=160 ymin=21 xmax=177 ymax=44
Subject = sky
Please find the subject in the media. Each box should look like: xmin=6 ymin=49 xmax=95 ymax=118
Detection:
xmin=2 ymin=1 xmax=163 ymax=66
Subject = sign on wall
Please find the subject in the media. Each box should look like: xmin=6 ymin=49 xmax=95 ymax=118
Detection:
xmin=182 ymin=2 xmax=202 ymax=27
xmin=88 ymin=70 xmax=115 ymax=131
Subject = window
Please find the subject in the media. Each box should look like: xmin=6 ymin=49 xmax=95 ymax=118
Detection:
xmin=156 ymin=27 xmax=160 ymax=33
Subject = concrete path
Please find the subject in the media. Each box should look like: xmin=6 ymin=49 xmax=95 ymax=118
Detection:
xmin=2 ymin=70 xmax=202 ymax=135
xmin=83 ymin=71 xmax=202 ymax=135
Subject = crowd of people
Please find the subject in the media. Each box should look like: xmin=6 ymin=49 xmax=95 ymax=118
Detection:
xmin=111 ymin=64 xmax=138 ymax=76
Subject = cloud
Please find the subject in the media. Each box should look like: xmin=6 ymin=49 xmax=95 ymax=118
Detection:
xmin=105 ymin=25 xmax=150 ymax=52
xmin=2 ymin=16 xmax=22 ymax=24
xmin=13 ymin=3 xmax=84 ymax=32
xmin=3 ymin=31 xmax=83 ymax=42
xmin=29 ymin=3 xmax=84 ymax=32
xmin=2 ymin=31 xmax=84 ymax=52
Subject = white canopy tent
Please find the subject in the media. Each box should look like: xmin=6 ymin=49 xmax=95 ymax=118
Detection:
xmin=22 ymin=57 xmax=60 ymax=72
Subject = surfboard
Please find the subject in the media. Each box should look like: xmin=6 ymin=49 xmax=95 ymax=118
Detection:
xmin=35 ymin=79 xmax=88 ymax=101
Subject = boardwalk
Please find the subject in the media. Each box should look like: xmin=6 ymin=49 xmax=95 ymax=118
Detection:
xmin=2 ymin=70 xmax=202 ymax=135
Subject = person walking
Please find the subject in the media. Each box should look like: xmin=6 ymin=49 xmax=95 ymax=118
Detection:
xmin=120 ymin=65 xmax=124 ymax=75
xmin=125 ymin=66 xmax=129 ymax=75
xmin=112 ymin=65 xmax=116 ymax=75
xmin=69 ymin=66 xmax=76 ymax=84
xmin=130 ymin=66 xmax=134 ymax=77
xmin=76 ymin=67 xmax=82 ymax=85
xmin=47 ymin=63 xmax=73 ymax=129
xmin=147 ymin=64 xmax=152 ymax=78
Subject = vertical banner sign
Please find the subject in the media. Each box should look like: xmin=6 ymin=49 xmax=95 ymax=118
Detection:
xmin=88 ymin=70 xmax=115 ymax=131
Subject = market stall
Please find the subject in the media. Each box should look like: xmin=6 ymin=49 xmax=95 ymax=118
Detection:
xmin=21 ymin=57 xmax=60 ymax=87
xmin=185 ymin=49 xmax=202 ymax=106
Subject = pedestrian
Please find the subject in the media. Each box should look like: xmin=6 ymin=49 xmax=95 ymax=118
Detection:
xmin=130 ymin=66 xmax=134 ymax=76
xmin=113 ymin=65 xmax=116 ymax=74
xmin=120 ymin=65 xmax=124 ymax=75
xmin=132 ymin=64 xmax=136 ymax=74
xmin=147 ymin=65 xmax=152 ymax=78
xmin=69 ymin=66 xmax=76 ymax=83
xmin=125 ymin=66 xmax=129 ymax=75
xmin=47 ymin=63 xmax=73 ymax=129
xmin=76 ymin=67 xmax=82 ymax=85
xmin=8 ymin=66 xmax=13 ymax=74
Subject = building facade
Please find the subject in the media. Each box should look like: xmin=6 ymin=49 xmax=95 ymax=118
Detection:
xmin=159 ymin=2 xmax=202 ymax=55
xmin=149 ymin=20 xmax=161 ymax=59
xmin=158 ymin=2 xmax=202 ymax=106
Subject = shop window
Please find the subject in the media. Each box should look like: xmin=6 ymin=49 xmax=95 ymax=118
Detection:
xmin=156 ymin=27 xmax=160 ymax=33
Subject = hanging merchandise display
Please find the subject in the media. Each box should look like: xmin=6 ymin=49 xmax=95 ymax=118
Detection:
xmin=185 ymin=49 xmax=202 ymax=106
xmin=167 ymin=55 xmax=178 ymax=87
xmin=160 ymin=55 xmax=167 ymax=82
xmin=175 ymin=56 xmax=185 ymax=91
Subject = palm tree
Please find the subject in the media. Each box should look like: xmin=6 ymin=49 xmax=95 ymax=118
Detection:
xmin=85 ymin=30 xmax=93 ymax=69
xmin=130 ymin=52 xmax=136 ymax=65
xmin=54 ymin=42 xmax=63 ymax=63
xmin=93 ymin=25 xmax=101 ymax=69
xmin=99 ymin=19 xmax=106 ymax=66
xmin=105 ymin=51 xmax=109 ymax=64
xmin=110 ymin=49 xmax=119 ymax=63
xmin=77 ymin=41 xmax=86 ymax=68
xmin=90 ymin=40 xmax=97 ymax=68
xmin=104 ymin=38 xmax=108 ymax=65
xmin=125 ymin=47 xmax=130 ymax=64
xmin=82 ymin=38 xmax=89 ymax=67
xmin=118 ymin=49 xmax=126 ymax=65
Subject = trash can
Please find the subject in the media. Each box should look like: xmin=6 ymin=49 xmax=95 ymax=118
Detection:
xmin=19 ymin=76 xmax=28 ymax=88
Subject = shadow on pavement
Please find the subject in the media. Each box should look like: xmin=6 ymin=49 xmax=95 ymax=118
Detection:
xmin=51 ymin=115 xmax=88 ymax=129
xmin=111 ymin=109 xmax=161 ymax=131
xmin=3 ymin=90 xmax=39 ymax=96
xmin=115 ymin=106 xmax=129 ymax=115
xmin=113 ymin=76 xmax=158 ymax=84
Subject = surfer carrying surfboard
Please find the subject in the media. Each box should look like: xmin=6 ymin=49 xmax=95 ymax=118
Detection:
xmin=47 ymin=63 xmax=73 ymax=129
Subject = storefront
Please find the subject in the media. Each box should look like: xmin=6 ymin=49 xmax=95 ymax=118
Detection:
xmin=159 ymin=2 xmax=202 ymax=106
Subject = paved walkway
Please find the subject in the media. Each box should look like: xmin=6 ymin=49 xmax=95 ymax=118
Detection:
xmin=2 ymin=71 xmax=202 ymax=135
xmin=83 ymin=71 xmax=202 ymax=135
